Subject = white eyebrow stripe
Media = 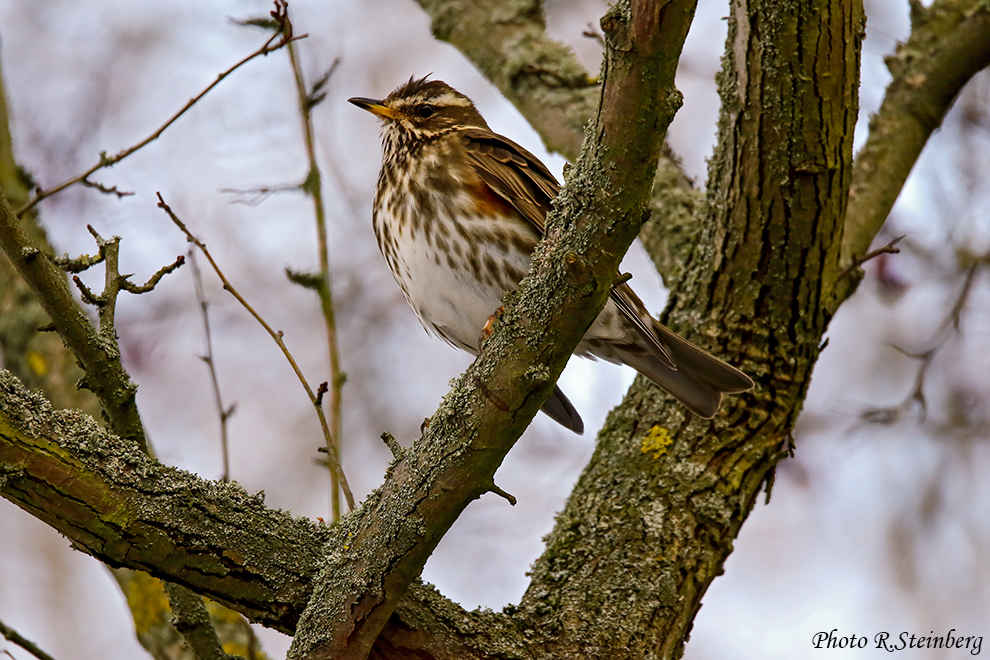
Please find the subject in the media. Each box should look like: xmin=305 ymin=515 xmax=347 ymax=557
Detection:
xmin=433 ymin=93 xmax=471 ymax=107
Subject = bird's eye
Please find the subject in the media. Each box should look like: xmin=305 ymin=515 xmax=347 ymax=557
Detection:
xmin=415 ymin=104 xmax=435 ymax=119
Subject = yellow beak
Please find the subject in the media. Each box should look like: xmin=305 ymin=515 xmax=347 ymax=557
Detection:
xmin=348 ymin=97 xmax=400 ymax=120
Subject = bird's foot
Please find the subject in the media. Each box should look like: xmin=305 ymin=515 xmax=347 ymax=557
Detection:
xmin=480 ymin=305 xmax=505 ymax=344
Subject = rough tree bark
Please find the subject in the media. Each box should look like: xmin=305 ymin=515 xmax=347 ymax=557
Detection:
xmin=2 ymin=0 xmax=989 ymax=659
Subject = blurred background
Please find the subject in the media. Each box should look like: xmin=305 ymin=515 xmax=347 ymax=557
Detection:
xmin=0 ymin=0 xmax=988 ymax=658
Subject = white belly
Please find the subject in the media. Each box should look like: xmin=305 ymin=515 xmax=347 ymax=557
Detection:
xmin=375 ymin=203 xmax=535 ymax=354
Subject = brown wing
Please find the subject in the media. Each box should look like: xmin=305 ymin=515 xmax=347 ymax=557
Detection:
xmin=460 ymin=128 xmax=558 ymax=236
xmin=460 ymin=128 xmax=676 ymax=370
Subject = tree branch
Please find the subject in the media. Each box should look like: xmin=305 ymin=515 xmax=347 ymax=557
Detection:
xmin=0 ymin=369 xmax=526 ymax=659
xmin=0 ymin=368 xmax=328 ymax=633
xmin=0 ymin=38 xmax=265 ymax=660
xmin=0 ymin=188 xmax=148 ymax=450
xmin=511 ymin=0 xmax=864 ymax=656
xmin=286 ymin=1 xmax=697 ymax=658
xmin=284 ymin=46 xmax=347 ymax=520
xmin=14 ymin=3 xmax=305 ymax=217
xmin=839 ymin=0 xmax=990 ymax=293
xmin=0 ymin=618 xmax=59 ymax=660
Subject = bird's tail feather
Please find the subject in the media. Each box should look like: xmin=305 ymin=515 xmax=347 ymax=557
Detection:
xmin=618 ymin=321 xmax=753 ymax=419
xmin=541 ymin=385 xmax=584 ymax=434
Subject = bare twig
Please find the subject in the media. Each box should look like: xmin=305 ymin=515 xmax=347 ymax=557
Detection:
xmin=189 ymin=249 xmax=234 ymax=483
xmin=840 ymin=0 xmax=990 ymax=274
xmin=220 ymin=183 xmax=300 ymax=206
xmin=0 ymin=618 xmax=59 ymax=660
xmin=582 ymin=23 xmax=605 ymax=47
xmin=50 ymin=246 xmax=105 ymax=273
xmin=488 ymin=483 xmax=517 ymax=506
xmin=940 ymin=260 xmax=980 ymax=334
xmin=839 ymin=234 xmax=904 ymax=279
xmin=380 ymin=431 xmax=404 ymax=460
xmin=861 ymin=261 xmax=985 ymax=425
xmin=80 ymin=178 xmax=134 ymax=199
xmin=0 ymin=190 xmax=148 ymax=449
xmin=157 ymin=192 xmax=354 ymax=510
xmin=14 ymin=1 xmax=306 ymax=217
xmin=285 ymin=42 xmax=346 ymax=521
xmin=122 ymin=255 xmax=186 ymax=294
xmin=72 ymin=226 xmax=185 ymax=332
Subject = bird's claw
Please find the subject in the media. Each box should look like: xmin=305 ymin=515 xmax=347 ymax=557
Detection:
xmin=480 ymin=305 xmax=505 ymax=344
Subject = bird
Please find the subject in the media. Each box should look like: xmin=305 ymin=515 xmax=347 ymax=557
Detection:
xmin=348 ymin=76 xmax=753 ymax=434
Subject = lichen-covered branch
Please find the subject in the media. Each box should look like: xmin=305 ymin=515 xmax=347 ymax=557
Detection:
xmin=0 ymin=57 xmax=100 ymax=417
xmin=164 ymin=582 xmax=234 ymax=660
xmin=286 ymin=1 xmax=697 ymax=658
xmin=0 ymin=369 xmax=527 ymax=659
xmin=0 ymin=369 xmax=330 ymax=632
xmin=839 ymin=0 xmax=990 ymax=286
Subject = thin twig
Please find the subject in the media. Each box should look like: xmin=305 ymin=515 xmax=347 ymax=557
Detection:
xmin=14 ymin=2 xmax=306 ymax=217
xmin=939 ymin=261 xmax=980 ymax=334
xmin=80 ymin=178 xmax=134 ymax=199
xmin=189 ymin=249 xmax=234 ymax=483
xmin=157 ymin=192 xmax=354 ymax=510
xmin=861 ymin=261 xmax=985 ymax=425
xmin=488 ymin=483 xmax=517 ymax=506
xmin=839 ymin=234 xmax=905 ymax=279
xmin=286 ymin=44 xmax=346 ymax=520
xmin=220 ymin=183 xmax=300 ymax=206
xmin=0 ymin=618 xmax=59 ymax=660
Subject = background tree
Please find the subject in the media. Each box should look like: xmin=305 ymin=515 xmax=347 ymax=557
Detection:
xmin=1 ymin=0 xmax=989 ymax=659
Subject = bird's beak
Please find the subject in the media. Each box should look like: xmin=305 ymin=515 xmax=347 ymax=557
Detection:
xmin=348 ymin=97 xmax=400 ymax=120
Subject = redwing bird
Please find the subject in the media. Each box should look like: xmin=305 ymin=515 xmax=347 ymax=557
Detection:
xmin=349 ymin=77 xmax=752 ymax=433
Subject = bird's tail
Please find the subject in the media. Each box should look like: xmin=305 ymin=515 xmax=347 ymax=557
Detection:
xmin=616 ymin=321 xmax=753 ymax=418
xmin=541 ymin=385 xmax=584 ymax=434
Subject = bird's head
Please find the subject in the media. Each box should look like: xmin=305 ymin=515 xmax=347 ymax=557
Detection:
xmin=348 ymin=76 xmax=489 ymax=140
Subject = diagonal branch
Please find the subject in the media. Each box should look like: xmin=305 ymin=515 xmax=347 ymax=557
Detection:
xmin=838 ymin=0 xmax=990 ymax=296
xmin=157 ymin=194 xmax=354 ymax=510
xmin=285 ymin=1 xmax=697 ymax=658
xmin=0 ymin=368 xmax=327 ymax=633
xmin=0 ymin=618 xmax=59 ymax=660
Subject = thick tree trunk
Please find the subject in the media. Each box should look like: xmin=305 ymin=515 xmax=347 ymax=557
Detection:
xmin=511 ymin=1 xmax=863 ymax=657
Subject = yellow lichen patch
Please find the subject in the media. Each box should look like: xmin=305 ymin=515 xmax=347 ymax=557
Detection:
xmin=26 ymin=350 xmax=48 ymax=376
xmin=205 ymin=598 xmax=269 ymax=660
xmin=118 ymin=570 xmax=171 ymax=635
xmin=640 ymin=425 xmax=672 ymax=459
